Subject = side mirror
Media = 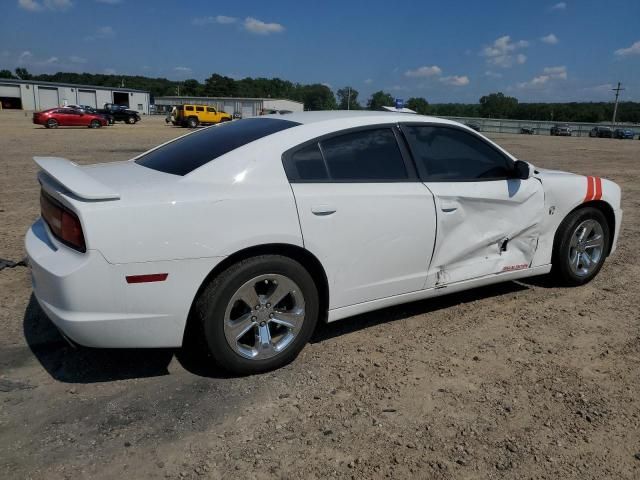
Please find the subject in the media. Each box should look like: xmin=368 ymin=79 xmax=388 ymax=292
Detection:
xmin=513 ymin=160 xmax=530 ymax=180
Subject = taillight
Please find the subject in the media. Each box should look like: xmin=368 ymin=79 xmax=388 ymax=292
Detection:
xmin=40 ymin=191 xmax=86 ymax=252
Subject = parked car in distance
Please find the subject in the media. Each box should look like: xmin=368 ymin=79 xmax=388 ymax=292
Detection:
xmin=26 ymin=112 xmax=622 ymax=374
xmin=464 ymin=122 xmax=481 ymax=132
xmin=520 ymin=127 xmax=535 ymax=135
xmin=175 ymin=104 xmax=233 ymax=128
xmin=98 ymin=103 xmax=141 ymax=124
xmin=589 ymin=126 xmax=613 ymax=138
xmin=613 ymin=128 xmax=634 ymax=139
xmin=67 ymin=104 xmax=114 ymax=125
xmin=33 ymin=107 xmax=108 ymax=129
xmin=550 ymin=124 xmax=572 ymax=136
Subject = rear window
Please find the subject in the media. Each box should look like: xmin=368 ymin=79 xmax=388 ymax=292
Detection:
xmin=135 ymin=118 xmax=300 ymax=176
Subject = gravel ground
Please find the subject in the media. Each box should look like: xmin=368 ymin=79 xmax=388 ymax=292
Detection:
xmin=1 ymin=111 xmax=639 ymax=479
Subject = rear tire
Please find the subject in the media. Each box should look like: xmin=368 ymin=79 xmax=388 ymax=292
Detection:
xmin=195 ymin=255 xmax=319 ymax=375
xmin=187 ymin=117 xmax=199 ymax=128
xmin=551 ymin=207 xmax=610 ymax=286
xmin=127 ymin=116 xmax=137 ymax=124
xmin=46 ymin=119 xmax=58 ymax=129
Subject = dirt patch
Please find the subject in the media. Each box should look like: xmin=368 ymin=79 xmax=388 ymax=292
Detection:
xmin=1 ymin=112 xmax=639 ymax=479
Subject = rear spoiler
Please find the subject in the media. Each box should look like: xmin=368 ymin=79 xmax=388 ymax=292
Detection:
xmin=34 ymin=157 xmax=120 ymax=200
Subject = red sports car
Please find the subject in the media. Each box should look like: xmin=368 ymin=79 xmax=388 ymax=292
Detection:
xmin=33 ymin=108 xmax=108 ymax=129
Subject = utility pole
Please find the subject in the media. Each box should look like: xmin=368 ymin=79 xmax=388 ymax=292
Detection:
xmin=611 ymin=82 xmax=624 ymax=128
xmin=347 ymin=87 xmax=351 ymax=111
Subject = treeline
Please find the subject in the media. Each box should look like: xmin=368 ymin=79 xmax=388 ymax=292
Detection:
xmin=1 ymin=68 xmax=638 ymax=122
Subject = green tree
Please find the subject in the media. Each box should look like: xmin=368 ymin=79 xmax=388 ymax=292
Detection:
xmin=478 ymin=92 xmax=518 ymax=118
xmin=367 ymin=90 xmax=394 ymax=110
xmin=203 ymin=74 xmax=237 ymax=97
xmin=180 ymin=79 xmax=203 ymax=96
xmin=294 ymin=84 xmax=336 ymax=110
xmin=337 ymin=86 xmax=361 ymax=110
xmin=406 ymin=97 xmax=430 ymax=114
xmin=14 ymin=67 xmax=32 ymax=80
xmin=0 ymin=69 xmax=16 ymax=79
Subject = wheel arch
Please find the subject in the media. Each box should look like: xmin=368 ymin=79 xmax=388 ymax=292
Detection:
xmin=182 ymin=243 xmax=330 ymax=345
xmin=555 ymin=200 xmax=616 ymax=257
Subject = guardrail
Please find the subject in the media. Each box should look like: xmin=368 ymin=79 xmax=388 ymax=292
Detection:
xmin=440 ymin=116 xmax=640 ymax=138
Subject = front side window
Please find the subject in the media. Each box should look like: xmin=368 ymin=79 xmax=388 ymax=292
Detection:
xmin=320 ymin=128 xmax=408 ymax=181
xmin=207 ymin=107 xmax=216 ymax=113
xmin=402 ymin=125 xmax=512 ymax=181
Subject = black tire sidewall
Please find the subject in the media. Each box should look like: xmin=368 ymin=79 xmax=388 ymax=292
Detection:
xmin=90 ymin=120 xmax=101 ymax=128
xmin=47 ymin=119 xmax=58 ymax=128
xmin=552 ymin=207 xmax=610 ymax=286
xmin=198 ymin=256 xmax=319 ymax=375
xmin=127 ymin=116 xmax=136 ymax=124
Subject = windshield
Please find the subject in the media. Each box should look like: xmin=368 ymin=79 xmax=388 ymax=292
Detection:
xmin=135 ymin=118 xmax=300 ymax=176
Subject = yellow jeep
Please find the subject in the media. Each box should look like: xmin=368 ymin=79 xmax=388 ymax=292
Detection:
xmin=176 ymin=104 xmax=232 ymax=128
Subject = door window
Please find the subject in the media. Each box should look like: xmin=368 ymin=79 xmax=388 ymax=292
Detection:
xmin=207 ymin=107 xmax=216 ymax=113
xmin=402 ymin=126 xmax=512 ymax=181
xmin=195 ymin=106 xmax=204 ymax=112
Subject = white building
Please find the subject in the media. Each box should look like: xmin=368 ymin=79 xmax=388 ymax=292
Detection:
xmin=0 ymin=79 xmax=151 ymax=114
xmin=154 ymin=96 xmax=304 ymax=118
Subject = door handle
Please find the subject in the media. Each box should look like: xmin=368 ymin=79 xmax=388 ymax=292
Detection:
xmin=311 ymin=205 xmax=336 ymax=216
xmin=440 ymin=200 xmax=459 ymax=213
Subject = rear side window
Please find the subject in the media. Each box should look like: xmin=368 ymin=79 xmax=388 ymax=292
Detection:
xmin=196 ymin=106 xmax=204 ymax=112
xmin=136 ymin=118 xmax=300 ymax=176
xmin=285 ymin=143 xmax=328 ymax=181
xmin=402 ymin=125 xmax=512 ymax=181
xmin=185 ymin=106 xmax=194 ymax=111
xmin=321 ymin=129 xmax=407 ymax=181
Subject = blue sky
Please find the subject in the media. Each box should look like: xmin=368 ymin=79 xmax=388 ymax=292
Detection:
xmin=1 ymin=0 xmax=639 ymax=103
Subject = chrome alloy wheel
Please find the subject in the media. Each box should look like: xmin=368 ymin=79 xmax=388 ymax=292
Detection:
xmin=223 ymin=274 xmax=306 ymax=360
xmin=568 ymin=219 xmax=605 ymax=277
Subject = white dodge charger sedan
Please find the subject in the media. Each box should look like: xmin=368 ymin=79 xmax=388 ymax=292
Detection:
xmin=26 ymin=111 xmax=622 ymax=374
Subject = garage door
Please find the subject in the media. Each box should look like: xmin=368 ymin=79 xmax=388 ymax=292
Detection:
xmin=77 ymin=89 xmax=97 ymax=108
xmin=241 ymin=102 xmax=254 ymax=118
xmin=223 ymin=102 xmax=235 ymax=116
xmin=0 ymin=84 xmax=20 ymax=98
xmin=38 ymin=87 xmax=59 ymax=110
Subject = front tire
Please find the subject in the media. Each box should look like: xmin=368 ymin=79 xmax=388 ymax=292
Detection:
xmin=195 ymin=255 xmax=319 ymax=375
xmin=551 ymin=207 xmax=610 ymax=286
xmin=127 ymin=116 xmax=137 ymax=124
xmin=89 ymin=119 xmax=101 ymax=128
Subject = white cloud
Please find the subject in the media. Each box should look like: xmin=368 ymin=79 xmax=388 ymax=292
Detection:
xmin=243 ymin=17 xmax=284 ymax=35
xmin=440 ymin=75 xmax=470 ymax=86
xmin=614 ymin=40 xmax=640 ymax=57
xmin=96 ymin=0 xmax=122 ymax=4
xmin=192 ymin=15 xmax=237 ymax=26
xmin=550 ymin=2 xmax=567 ymax=10
xmin=85 ymin=25 xmax=115 ymax=41
xmin=518 ymin=66 xmax=567 ymax=88
xmin=364 ymin=78 xmax=373 ymax=85
xmin=389 ymin=85 xmax=409 ymax=91
xmin=541 ymin=33 xmax=559 ymax=45
xmin=69 ymin=55 xmax=87 ymax=63
xmin=43 ymin=56 xmax=58 ymax=64
xmin=18 ymin=50 xmax=33 ymax=63
xmin=484 ymin=71 xmax=503 ymax=78
xmin=174 ymin=66 xmax=192 ymax=73
xmin=404 ymin=65 xmax=442 ymax=78
xmin=103 ymin=68 xmax=116 ymax=75
xmin=18 ymin=0 xmax=72 ymax=11
xmin=481 ymin=35 xmax=529 ymax=68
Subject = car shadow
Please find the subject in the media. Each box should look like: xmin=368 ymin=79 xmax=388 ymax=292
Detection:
xmin=24 ymin=281 xmax=531 ymax=383
xmin=23 ymin=294 xmax=175 ymax=384
xmin=311 ymin=281 xmax=529 ymax=344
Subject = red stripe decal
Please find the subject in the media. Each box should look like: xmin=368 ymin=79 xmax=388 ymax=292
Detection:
xmin=584 ymin=176 xmax=594 ymax=202
xmin=126 ymin=273 xmax=168 ymax=284
xmin=594 ymin=177 xmax=602 ymax=200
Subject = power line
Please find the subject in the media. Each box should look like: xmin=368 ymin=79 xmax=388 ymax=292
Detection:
xmin=611 ymin=82 xmax=624 ymax=127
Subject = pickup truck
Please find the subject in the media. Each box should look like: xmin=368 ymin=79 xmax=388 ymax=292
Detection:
xmin=99 ymin=104 xmax=141 ymax=124
xmin=175 ymin=104 xmax=232 ymax=128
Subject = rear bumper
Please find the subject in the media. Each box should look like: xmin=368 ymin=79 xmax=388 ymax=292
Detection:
xmin=26 ymin=218 xmax=223 ymax=348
